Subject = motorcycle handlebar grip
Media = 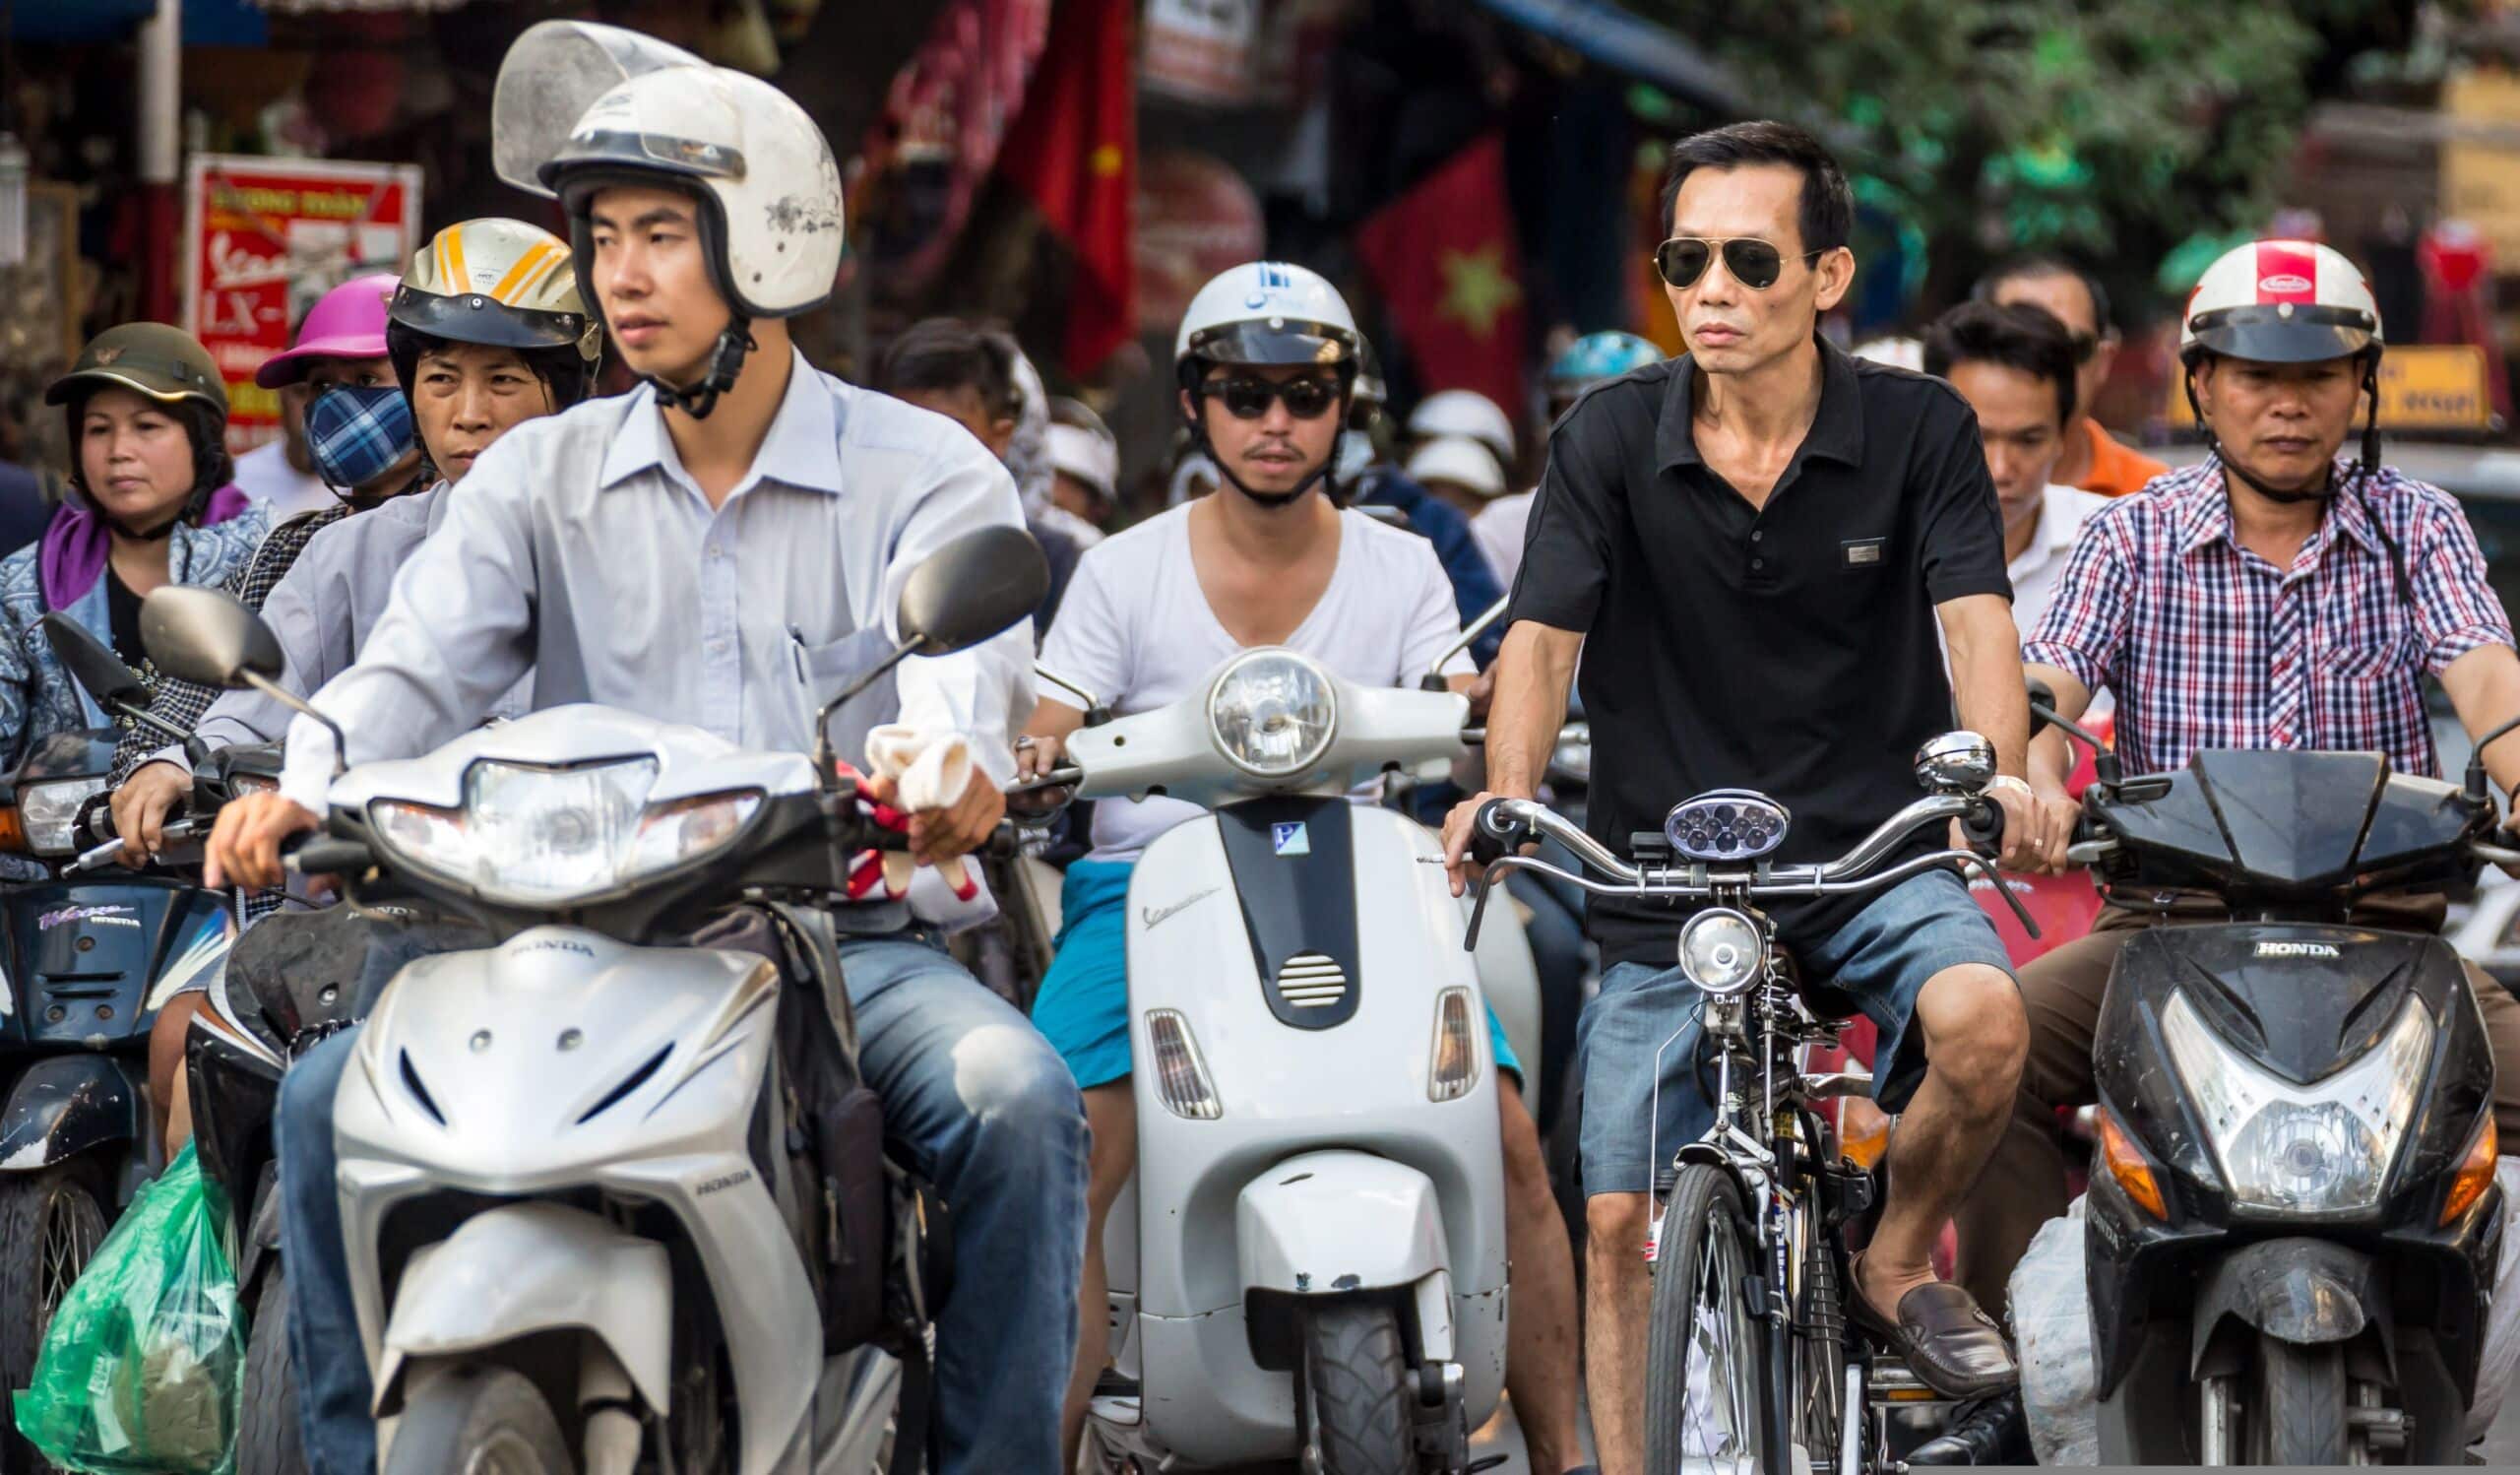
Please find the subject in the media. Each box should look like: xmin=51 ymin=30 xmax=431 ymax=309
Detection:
xmin=1469 ymin=799 xmax=1533 ymax=866
xmin=286 ymin=835 xmax=374 ymax=877
xmin=1961 ymin=797 xmax=2004 ymax=852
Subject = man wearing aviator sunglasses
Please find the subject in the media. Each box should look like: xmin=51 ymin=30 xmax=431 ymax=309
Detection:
xmin=1446 ymin=119 xmax=2048 ymax=1470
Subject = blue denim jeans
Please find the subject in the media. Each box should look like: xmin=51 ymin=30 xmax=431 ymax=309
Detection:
xmin=280 ymin=931 xmax=1089 ymax=1473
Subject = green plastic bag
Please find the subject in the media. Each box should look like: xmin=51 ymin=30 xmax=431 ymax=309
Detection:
xmin=10 ymin=1143 xmax=244 ymax=1474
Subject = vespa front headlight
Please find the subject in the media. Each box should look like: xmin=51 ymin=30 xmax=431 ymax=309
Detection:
xmin=1208 ymin=650 xmax=1337 ymax=778
xmin=2161 ymin=988 xmax=2433 ymax=1217
xmin=371 ymin=757 xmax=762 ymax=904
xmin=1678 ymin=908 xmax=1765 ymax=996
xmin=17 ymin=777 xmax=104 ymax=856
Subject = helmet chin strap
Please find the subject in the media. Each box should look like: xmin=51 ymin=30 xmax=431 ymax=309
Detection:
xmin=648 ymin=319 xmax=756 ymax=422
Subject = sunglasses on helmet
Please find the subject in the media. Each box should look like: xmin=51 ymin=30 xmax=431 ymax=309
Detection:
xmin=1654 ymin=236 xmax=1825 ymax=292
xmin=1200 ymin=375 xmax=1343 ymax=421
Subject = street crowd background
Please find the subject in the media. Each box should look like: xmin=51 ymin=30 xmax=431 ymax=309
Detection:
xmin=0 ymin=0 xmax=2512 ymax=530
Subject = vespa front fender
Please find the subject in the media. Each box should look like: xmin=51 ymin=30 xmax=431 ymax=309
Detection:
xmin=2188 ymin=1239 xmax=2387 ymax=1374
xmin=373 ymin=1201 xmax=672 ymax=1418
xmin=1238 ymin=1149 xmax=1450 ymax=1297
xmin=0 ymin=1055 xmax=141 ymax=1171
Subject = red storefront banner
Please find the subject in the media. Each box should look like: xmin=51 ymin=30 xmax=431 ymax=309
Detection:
xmin=182 ymin=154 xmax=424 ymax=453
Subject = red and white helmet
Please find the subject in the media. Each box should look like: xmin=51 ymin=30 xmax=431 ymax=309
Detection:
xmin=2179 ymin=239 xmax=2382 ymax=366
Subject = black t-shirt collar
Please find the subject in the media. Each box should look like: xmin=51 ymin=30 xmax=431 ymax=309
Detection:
xmin=1655 ymin=332 xmax=1868 ymax=475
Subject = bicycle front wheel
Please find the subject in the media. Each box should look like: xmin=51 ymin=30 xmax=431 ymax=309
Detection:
xmin=1645 ymin=1163 xmax=1779 ymax=1473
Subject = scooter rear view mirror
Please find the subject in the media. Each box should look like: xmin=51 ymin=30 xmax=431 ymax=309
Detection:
xmin=814 ymin=525 xmax=1050 ymax=775
xmin=39 ymin=612 xmax=187 ymax=743
xmin=140 ymin=586 xmax=351 ymax=776
xmin=2025 ymin=674 xmax=2122 ymax=791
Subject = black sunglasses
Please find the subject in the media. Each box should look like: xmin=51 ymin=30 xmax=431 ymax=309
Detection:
xmin=1654 ymin=236 xmax=1824 ymax=291
xmin=1201 ymin=375 xmax=1342 ymax=420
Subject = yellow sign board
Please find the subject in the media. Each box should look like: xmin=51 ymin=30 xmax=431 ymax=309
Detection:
xmin=2166 ymin=344 xmax=2497 ymax=434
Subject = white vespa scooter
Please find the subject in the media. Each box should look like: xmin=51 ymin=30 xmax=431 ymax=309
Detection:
xmin=136 ymin=530 xmax=1045 ymax=1475
xmin=1035 ymin=632 xmax=1534 ymax=1475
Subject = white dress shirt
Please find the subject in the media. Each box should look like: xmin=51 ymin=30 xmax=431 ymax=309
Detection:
xmin=280 ymin=351 xmax=1037 ymax=822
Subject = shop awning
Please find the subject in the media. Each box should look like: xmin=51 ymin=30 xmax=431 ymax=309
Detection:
xmin=1474 ymin=0 xmax=1745 ymax=115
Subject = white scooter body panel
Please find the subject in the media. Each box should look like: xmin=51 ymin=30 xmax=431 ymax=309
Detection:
xmin=1125 ymin=804 xmax=1506 ymax=1463
xmin=334 ymin=926 xmax=820 ymax=1475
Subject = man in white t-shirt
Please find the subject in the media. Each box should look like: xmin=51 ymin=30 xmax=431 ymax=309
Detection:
xmin=1017 ymin=262 xmax=1590 ymax=1475
xmin=1921 ymin=299 xmax=2111 ymax=697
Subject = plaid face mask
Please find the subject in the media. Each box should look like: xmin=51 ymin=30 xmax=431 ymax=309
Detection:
xmin=305 ymin=383 xmax=414 ymax=491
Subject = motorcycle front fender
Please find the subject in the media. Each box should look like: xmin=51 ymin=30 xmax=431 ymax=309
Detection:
xmin=373 ymin=1200 xmax=672 ymax=1418
xmin=2188 ymin=1238 xmax=2385 ymax=1373
xmin=1237 ymin=1148 xmax=1450 ymax=1297
xmin=0 ymin=1054 xmax=141 ymax=1171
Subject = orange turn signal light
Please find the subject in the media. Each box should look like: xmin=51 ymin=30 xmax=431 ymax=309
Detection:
xmin=0 ymin=804 xmax=29 ymax=854
xmin=2443 ymin=1116 xmax=2498 ymax=1227
xmin=2099 ymin=1107 xmax=2168 ymax=1221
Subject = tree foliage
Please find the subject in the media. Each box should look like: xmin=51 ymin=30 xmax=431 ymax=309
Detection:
xmin=1631 ymin=0 xmax=2432 ymax=315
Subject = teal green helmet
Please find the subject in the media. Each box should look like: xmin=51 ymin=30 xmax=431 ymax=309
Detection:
xmin=1545 ymin=331 xmax=1661 ymax=400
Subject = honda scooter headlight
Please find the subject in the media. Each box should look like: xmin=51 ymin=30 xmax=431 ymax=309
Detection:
xmin=15 ymin=777 xmax=103 ymax=856
xmin=1678 ymin=908 xmax=1765 ymax=996
xmin=1208 ymin=650 xmax=1337 ymax=779
xmin=2161 ymin=989 xmax=2433 ymax=1217
xmin=370 ymin=757 xmax=762 ymax=905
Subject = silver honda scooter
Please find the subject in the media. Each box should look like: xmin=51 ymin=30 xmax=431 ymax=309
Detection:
xmin=137 ymin=528 xmax=1043 ymax=1475
xmin=1032 ymin=635 xmax=1534 ymax=1475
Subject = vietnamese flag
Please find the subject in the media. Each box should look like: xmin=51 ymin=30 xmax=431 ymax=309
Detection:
xmin=996 ymin=0 xmax=1138 ymax=377
xmin=1354 ymin=134 xmax=1530 ymax=415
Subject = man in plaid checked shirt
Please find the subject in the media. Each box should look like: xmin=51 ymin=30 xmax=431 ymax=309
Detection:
xmin=1945 ymin=241 xmax=2520 ymax=1446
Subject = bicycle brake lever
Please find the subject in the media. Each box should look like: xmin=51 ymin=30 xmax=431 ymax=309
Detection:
xmin=1963 ymin=853 xmax=2043 ymax=941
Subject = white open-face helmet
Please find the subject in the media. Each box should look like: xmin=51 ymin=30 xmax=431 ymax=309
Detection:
xmin=2180 ymin=239 xmax=2382 ymax=368
xmin=1407 ymin=388 xmax=1515 ymax=470
xmin=492 ymin=21 xmax=843 ymax=322
xmin=1174 ymin=261 xmax=1362 ymax=392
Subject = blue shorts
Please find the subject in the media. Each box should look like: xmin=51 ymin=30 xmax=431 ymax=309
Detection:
xmin=1032 ymin=859 xmax=1521 ymax=1090
xmin=1575 ymin=868 xmax=2013 ymax=1197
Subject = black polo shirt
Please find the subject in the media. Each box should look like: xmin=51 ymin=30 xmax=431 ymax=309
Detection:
xmin=1510 ymin=335 xmax=2009 ymax=970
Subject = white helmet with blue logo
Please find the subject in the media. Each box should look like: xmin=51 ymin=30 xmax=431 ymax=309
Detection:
xmin=1173 ymin=261 xmax=1362 ymax=392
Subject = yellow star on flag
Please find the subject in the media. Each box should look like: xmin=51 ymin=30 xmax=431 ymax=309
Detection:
xmin=1437 ymin=243 xmax=1522 ymax=339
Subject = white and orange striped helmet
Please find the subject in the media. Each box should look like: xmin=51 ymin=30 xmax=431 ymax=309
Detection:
xmin=2179 ymin=239 xmax=2382 ymax=366
xmin=387 ymin=218 xmax=601 ymax=405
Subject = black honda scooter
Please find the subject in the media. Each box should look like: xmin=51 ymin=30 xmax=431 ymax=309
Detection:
xmin=2040 ymin=692 xmax=2514 ymax=1464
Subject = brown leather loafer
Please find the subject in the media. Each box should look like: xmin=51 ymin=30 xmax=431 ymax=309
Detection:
xmin=1848 ymin=1275 xmax=2019 ymax=1400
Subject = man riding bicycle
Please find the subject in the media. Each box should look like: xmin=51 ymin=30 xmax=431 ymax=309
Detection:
xmin=1442 ymin=120 xmax=2049 ymax=1473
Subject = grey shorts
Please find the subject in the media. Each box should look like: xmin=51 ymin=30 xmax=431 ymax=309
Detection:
xmin=1574 ymin=867 xmax=2014 ymax=1197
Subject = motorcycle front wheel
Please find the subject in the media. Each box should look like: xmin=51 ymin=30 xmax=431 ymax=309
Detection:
xmin=2242 ymin=1336 xmax=2345 ymax=1465
xmin=236 ymin=1266 xmax=309 ymax=1475
xmin=0 ymin=1163 xmax=109 ymax=1475
xmin=1296 ymin=1302 xmax=1413 ymax=1475
xmin=384 ymin=1364 xmax=572 ymax=1475
xmin=1645 ymin=1164 xmax=1778 ymax=1474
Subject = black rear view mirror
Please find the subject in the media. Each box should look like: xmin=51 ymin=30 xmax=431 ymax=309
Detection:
xmin=896 ymin=525 xmax=1049 ymax=657
xmin=41 ymin=613 xmax=149 ymax=715
xmin=814 ymin=525 xmax=1049 ymax=777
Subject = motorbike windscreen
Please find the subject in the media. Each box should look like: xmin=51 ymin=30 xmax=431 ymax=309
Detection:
xmin=491 ymin=21 xmax=709 ymax=197
xmin=2103 ymin=749 xmax=2480 ymax=890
